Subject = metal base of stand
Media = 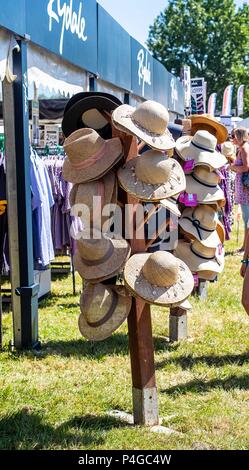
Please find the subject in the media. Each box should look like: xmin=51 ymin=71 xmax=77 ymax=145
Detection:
xmin=132 ymin=387 xmax=159 ymax=426
xmin=194 ymin=280 xmax=208 ymax=300
xmin=169 ymin=308 xmax=188 ymax=342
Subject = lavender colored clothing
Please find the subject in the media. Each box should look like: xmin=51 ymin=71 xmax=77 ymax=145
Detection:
xmin=30 ymin=150 xmax=55 ymax=267
xmin=234 ymin=155 xmax=249 ymax=205
xmin=218 ymin=166 xmax=232 ymax=240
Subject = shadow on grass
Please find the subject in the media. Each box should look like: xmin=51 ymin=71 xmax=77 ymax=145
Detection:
xmin=0 ymin=410 xmax=128 ymax=450
xmin=156 ymin=353 xmax=249 ymax=370
xmin=161 ymin=374 xmax=249 ymax=395
xmin=39 ymin=294 xmax=79 ymax=310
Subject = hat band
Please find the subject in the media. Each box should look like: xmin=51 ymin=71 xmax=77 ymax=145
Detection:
xmin=192 ymin=174 xmax=218 ymax=188
xmin=132 ymin=116 xmax=169 ymax=138
xmin=79 ymin=242 xmax=114 ymax=266
xmin=191 ymin=141 xmax=215 ymax=153
xmin=182 ymin=216 xmax=215 ymax=241
xmin=190 ymin=245 xmax=222 ymax=265
xmin=86 ymin=290 xmax=119 ymax=328
xmin=70 ymin=142 xmax=106 ymax=170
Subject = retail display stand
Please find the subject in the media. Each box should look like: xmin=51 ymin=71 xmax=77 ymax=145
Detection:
xmin=113 ymin=129 xmax=159 ymax=426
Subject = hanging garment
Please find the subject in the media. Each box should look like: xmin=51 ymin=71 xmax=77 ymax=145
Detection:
xmin=30 ymin=149 xmax=55 ymax=269
xmin=0 ymin=160 xmax=9 ymax=274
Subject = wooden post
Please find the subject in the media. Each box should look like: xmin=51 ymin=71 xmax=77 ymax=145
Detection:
xmin=169 ymin=307 xmax=188 ymax=342
xmin=117 ymin=133 xmax=159 ymax=426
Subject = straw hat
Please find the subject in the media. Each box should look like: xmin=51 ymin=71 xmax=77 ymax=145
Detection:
xmin=175 ymin=239 xmax=224 ymax=275
xmin=175 ymin=131 xmax=227 ymax=169
xmin=189 ymin=114 xmax=228 ymax=144
xmin=179 ymin=205 xmax=224 ymax=248
xmin=78 ymin=283 xmax=132 ymax=341
xmin=112 ymin=100 xmax=176 ymax=151
xmin=124 ymin=251 xmax=194 ymax=306
xmin=185 ymin=166 xmax=225 ymax=204
xmin=63 ymin=128 xmax=123 ymax=184
xmin=62 ymin=92 xmax=122 ymax=138
xmin=69 ymin=172 xmax=117 ymax=228
xmin=118 ymin=151 xmax=186 ymax=202
xmin=160 ymin=195 xmax=181 ymax=217
xmin=74 ymin=233 xmax=131 ymax=281
xmin=221 ymin=141 xmax=236 ymax=160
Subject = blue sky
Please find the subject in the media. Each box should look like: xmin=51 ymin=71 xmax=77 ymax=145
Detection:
xmin=98 ymin=0 xmax=247 ymax=46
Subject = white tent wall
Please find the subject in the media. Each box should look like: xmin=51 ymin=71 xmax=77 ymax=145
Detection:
xmin=27 ymin=43 xmax=89 ymax=99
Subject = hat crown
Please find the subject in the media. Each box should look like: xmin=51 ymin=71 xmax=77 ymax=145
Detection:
xmin=192 ymin=130 xmax=217 ymax=152
xmin=221 ymin=141 xmax=235 ymax=157
xmin=133 ymin=100 xmax=169 ymax=134
xmin=77 ymin=235 xmax=111 ymax=262
xmin=143 ymin=251 xmax=179 ymax=287
xmin=83 ymin=284 xmax=115 ymax=324
xmin=193 ymin=166 xmax=219 ymax=185
xmin=135 ymin=150 xmax=171 ymax=184
xmin=64 ymin=128 xmax=105 ymax=164
xmin=193 ymin=206 xmax=217 ymax=230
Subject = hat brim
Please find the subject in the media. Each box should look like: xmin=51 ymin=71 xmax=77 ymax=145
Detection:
xmin=74 ymin=238 xmax=131 ymax=281
xmin=174 ymin=240 xmax=224 ymax=274
xmin=179 ymin=207 xmax=221 ymax=248
xmin=78 ymin=285 xmax=132 ymax=341
xmin=176 ymin=136 xmax=227 ymax=169
xmin=189 ymin=115 xmax=228 ymax=144
xmin=160 ymin=197 xmax=181 ymax=217
xmin=63 ymin=94 xmax=122 ymax=137
xmin=124 ymin=253 xmax=194 ymax=306
xmin=112 ymin=104 xmax=176 ymax=151
xmin=118 ymin=157 xmax=186 ymax=202
xmin=185 ymin=174 xmax=225 ymax=204
xmin=63 ymin=137 xmax=123 ymax=184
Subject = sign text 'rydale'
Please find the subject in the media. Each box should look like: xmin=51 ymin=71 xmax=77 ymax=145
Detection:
xmin=137 ymin=49 xmax=152 ymax=97
xmin=47 ymin=0 xmax=88 ymax=55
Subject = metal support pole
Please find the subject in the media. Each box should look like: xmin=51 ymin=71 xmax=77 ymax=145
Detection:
xmin=3 ymin=40 xmax=39 ymax=349
xmin=169 ymin=307 xmax=188 ymax=342
xmin=89 ymin=75 xmax=97 ymax=92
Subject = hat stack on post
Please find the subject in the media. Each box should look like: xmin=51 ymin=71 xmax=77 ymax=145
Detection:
xmin=112 ymin=100 xmax=195 ymax=308
xmin=62 ymin=93 xmax=133 ymax=341
xmin=174 ymin=115 xmax=228 ymax=286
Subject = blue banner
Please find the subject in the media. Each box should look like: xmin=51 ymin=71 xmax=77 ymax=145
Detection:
xmin=168 ymin=73 xmax=184 ymax=115
xmin=131 ymin=39 xmax=153 ymax=100
xmin=98 ymin=6 xmax=131 ymax=92
xmin=153 ymin=59 xmax=169 ymax=108
xmin=0 ymin=1 xmax=26 ymax=35
xmin=26 ymin=0 xmax=98 ymax=73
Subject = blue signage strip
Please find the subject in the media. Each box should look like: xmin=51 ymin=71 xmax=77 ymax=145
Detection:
xmin=25 ymin=0 xmax=98 ymax=73
xmin=98 ymin=6 xmax=131 ymax=91
xmin=168 ymin=72 xmax=185 ymax=115
xmin=131 ymin=38 xmax=154 ymax=100
xmin=0 ymin=1 xmax=26 ymax=35
xmin=153 ymin=59 xmax=169 ymax=108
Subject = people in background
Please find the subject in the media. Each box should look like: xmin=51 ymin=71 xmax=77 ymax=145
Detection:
xmin=230 ymin=128 xmax=249 ymax=252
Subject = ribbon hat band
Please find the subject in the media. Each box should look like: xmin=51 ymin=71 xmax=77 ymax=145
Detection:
xmin=70 ymin=142 xmax=107 ymax=171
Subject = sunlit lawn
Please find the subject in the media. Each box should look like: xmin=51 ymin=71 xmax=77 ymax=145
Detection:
xmin=0 ymin=224 xmax=248 ymax=450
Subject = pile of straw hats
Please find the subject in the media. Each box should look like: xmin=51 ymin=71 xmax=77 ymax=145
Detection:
xmin=63 ymin=93 xmax=132 ymax=342
xmin=112 ymin=100 xmax=195 ymax=307
xmin=175 ymin=115 xmax=227 ymax=282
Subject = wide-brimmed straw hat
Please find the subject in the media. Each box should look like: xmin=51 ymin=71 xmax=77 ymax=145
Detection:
xmin=175 ymin=239 xmax=224 ymax=275
xmin=63 ymin=128 xmax=123 ymax=184
xmin=176 ymin=131 xmax=227 ymax=169
xmin=185 ymin=166 xmax=225 ymax=204
xmin=78 ymin=283 xmax=132 ymax=341
xmin=189 ymin=114 xmax=228 ymax=144
xmin=112 ymin=100 xmax=176 ymax=151
xmin=179 ymin=205 xmax=224 ymax=248
xmin=69 ymin=172 xmax=117 ymax=228
xmin=124 ymin=251 xmax=194 ymax=306
xmin=118 ymin=151 xmax=186 ymax=202
xmin=74 ymin=233 xmax=131 ymax=282
xmin=62 ymin=92 xmax=122 ymax=138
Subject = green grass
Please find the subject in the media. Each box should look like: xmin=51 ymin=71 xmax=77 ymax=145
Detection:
xmin=0 ymin=226 xmax=249 ymax=450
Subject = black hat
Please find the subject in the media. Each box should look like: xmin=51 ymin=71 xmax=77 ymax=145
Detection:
xmin=62 ymin=92 xmax=123 ymax=138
